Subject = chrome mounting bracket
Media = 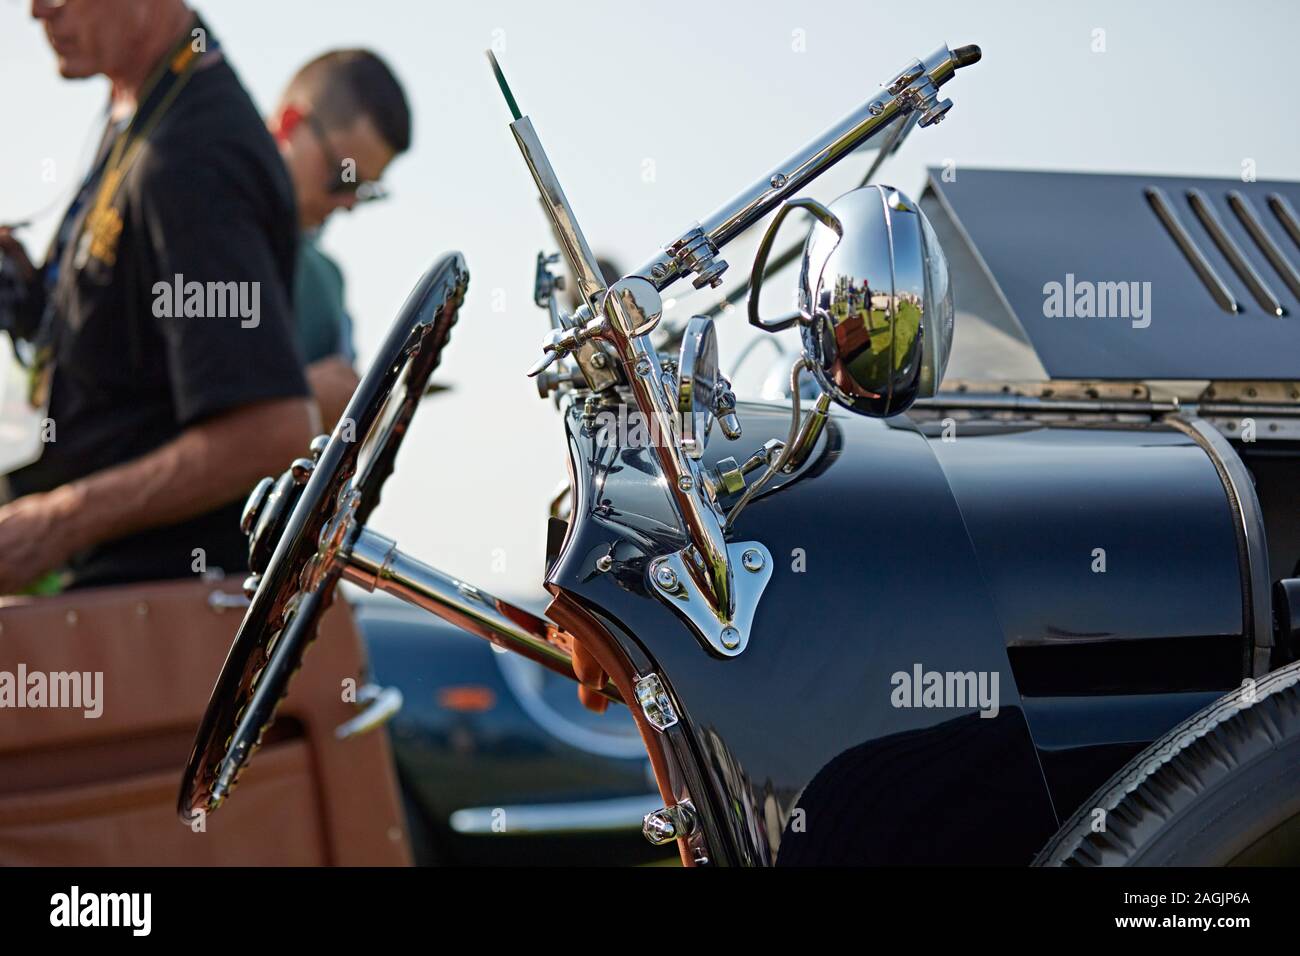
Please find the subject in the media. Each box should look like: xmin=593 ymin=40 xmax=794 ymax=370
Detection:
xmin=648 ymin=541 xmax=773 ymax=657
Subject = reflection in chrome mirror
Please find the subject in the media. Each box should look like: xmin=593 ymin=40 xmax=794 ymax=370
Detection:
xmin=797 ymin=185 xmax=954 ymax=417
xmin=676 ymin=315 xmax=719 ymax=459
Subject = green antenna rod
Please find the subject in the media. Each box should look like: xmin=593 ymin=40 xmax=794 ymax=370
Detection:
xmin=487 ymin=50 xmax=522 ymax=121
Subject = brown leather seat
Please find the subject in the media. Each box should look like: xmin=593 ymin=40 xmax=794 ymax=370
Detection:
xmin=0 ymin=578 xmax=411 ymax=866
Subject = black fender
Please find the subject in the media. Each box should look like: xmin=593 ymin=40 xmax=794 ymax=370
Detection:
xmin=547 ymin=399 xmax=1252 ymax=865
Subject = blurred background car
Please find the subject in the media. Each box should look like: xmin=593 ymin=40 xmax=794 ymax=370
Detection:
xmin=354 ymin=592 xmax=676 ymax=865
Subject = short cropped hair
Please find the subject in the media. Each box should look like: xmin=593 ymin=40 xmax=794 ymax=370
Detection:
xmin=287 ymin=49 xmax=411 ymax=154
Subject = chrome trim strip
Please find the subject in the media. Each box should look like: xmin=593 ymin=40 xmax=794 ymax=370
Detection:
xmin=1171 ymin=414 xmax=1274 ymax=676
xmin=1186 ymin=189 xmax=1284 ymax=316
xmin=448 ymin=793 xmax=665 ymax=835
xmin=914 ymin=394 xmax=1178 ymax=414
xmin=1144 ymin=187 xmax=1239 ymax=314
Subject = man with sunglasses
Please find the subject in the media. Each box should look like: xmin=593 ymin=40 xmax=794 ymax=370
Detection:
xmin=268 ymin=50 xmax=411 ymax=430
xmin=0 ymin=0 xmax=312 ymax=592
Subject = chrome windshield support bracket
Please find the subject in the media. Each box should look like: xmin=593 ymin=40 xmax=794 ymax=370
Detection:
xmin=631 ymin=44 xmax=980 ymax=293
xmin=599 ymin=279 xmax=774 ymax=656
xmin=648 ymin=541 xmax=773 ymax=658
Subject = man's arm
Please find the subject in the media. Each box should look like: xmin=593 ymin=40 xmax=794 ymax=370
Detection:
xmin=306 ymin=354 xmax=360 ymax=433
xmin=0 ymin=397 xmax=315 ymax=593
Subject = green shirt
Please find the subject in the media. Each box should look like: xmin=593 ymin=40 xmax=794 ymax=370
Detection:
xmin=293 ymin=235 xmax=354 ymax=364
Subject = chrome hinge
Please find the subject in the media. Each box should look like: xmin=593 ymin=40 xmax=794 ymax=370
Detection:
xmin=666 ymin=224 xmax=728 ymax=289
xmin=634 ymin=673 xmax=679 ymax=731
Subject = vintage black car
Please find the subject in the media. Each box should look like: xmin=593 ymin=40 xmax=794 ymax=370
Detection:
xmin=178 ymin=43 xmax=1300 ymax=866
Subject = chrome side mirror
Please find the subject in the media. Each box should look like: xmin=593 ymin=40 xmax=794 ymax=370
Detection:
xmin=675 ymin=315 xmax=741 ymax=459
xmin=749 ymin=185 xmax=954 ymax=417
xmin=676 ymin=315 xmax=719 ymax=459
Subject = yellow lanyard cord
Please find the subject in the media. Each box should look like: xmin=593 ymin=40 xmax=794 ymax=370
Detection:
xmin=82 ymin=42 xmax=203 ymax=262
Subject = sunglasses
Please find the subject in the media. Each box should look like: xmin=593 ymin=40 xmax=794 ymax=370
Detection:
xmin=302 ymin=112 xmax=388 ymax=204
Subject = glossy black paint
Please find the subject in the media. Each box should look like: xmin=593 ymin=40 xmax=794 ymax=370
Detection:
xmin=925 ymin=421 xmax=1243 ymax=647
xmin=547 ymin=399 xmax=1248 ymax=864
xmin=926 ymin=418 xmax=1253 ymax=815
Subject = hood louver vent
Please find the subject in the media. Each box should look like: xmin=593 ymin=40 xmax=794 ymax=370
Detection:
xmin=924 ymin=168 xmax=1300 ymax=380
xmin=1145 ymin=187 xmax=1239 ymax=314
xmin=1148 ymin=186 xmax=1300 ymax=317
xmin=1228 ymin=191 xmax=1300 ymax=303
xmin=1186 ymin=188 xmax=1284 ymax=316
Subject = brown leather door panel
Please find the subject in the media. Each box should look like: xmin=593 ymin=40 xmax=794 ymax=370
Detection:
xmin=0 ymin=739 xmax=327 ymax=866
xmin=0 ymin=578 xmax=411 ymax=866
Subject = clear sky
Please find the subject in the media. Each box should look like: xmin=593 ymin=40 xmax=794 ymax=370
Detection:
xmin=3 ymin=0 xmax=1298 ymax=599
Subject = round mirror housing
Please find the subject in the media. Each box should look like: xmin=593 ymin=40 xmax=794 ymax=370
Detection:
xmin=798 ymin=185 xmax=953 ymax=417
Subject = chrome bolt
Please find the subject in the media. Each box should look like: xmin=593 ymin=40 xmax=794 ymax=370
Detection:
xmin=289 ymin=457 xmax=315 ymax=484
xmin=868 ymin=100 xmax=885 ymax=116
xmin=309 ymin=434 xmax=330 ymax=461
xmin=590 ymin=352 xmax=609 ymax=369
xmin=595 ymin=554 xmax=613 ymax=573
xmin=654 ymin=563 xmax=679 ymax=590
xmin=770 ymin=173 xmax=788 ymax=189
xmin=634 ymin=357 xmax=653 ymax=377
xmin=643 ymin=803 xmax=696 ymax=846
xmin=720 ymin=626 xmax=741 ymax=649
xmin=644 ymin=816 xmax=676 ymax=842
xmin=651 ymin=263 xmax=669 ymax=281
xmin=741 ymin=548 xmax=765 ymax=572
xmin=677 ymin=474 xmax=694 ymax=492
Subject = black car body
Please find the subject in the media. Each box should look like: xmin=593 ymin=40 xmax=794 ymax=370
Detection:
xmin=347 ymin=169 xmax=1300 ymax=867
xmin=533 ymin=169 xmax=1300 ymax=865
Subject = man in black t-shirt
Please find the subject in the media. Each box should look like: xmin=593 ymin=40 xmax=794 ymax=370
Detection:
xmin=0 ymin=1 xmax=313 ymax=591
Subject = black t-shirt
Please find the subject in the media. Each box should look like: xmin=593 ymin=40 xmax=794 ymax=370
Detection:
xmin=8 ymin=53 xmax=308 ymax=589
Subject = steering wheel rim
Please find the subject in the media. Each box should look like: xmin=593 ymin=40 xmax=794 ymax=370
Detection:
xmin=178 ymin=252 xmax=469 ymax=823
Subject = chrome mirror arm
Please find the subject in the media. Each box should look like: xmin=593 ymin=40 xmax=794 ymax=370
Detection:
xmin=747 ymin=198 xmax=843 ymax=333
xmin=632 ymin=43 xmax=980 ymax=294
xmin=700 ymin=111 xmax=915 ymax=323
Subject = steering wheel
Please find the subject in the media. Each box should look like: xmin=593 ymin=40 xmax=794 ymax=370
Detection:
xmin=178 ymin=253 xmax=469 ymax=823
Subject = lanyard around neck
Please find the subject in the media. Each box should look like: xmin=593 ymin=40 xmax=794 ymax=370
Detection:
xmin=92 ymin=16 xmax=213 ymax=215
